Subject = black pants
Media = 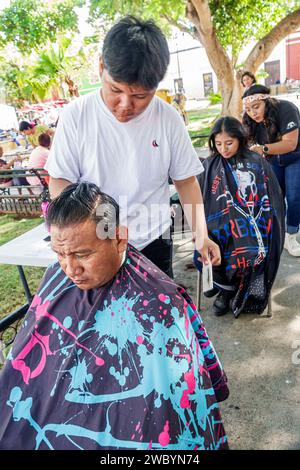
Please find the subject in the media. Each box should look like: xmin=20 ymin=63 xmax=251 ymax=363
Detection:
xmin=141 ymin=233 xmax=173 ymax=278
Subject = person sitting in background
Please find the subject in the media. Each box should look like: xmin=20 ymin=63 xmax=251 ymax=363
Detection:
xmin=195 ymin=117 xmax=284 ymax=318
xmin=241 ymin=71 xmax=256 ymax=90
xmin=0 ymin=182 xmax=229 ymax=450
xmin=26 ymin=133 xmax=50 ymax=188
xmin=155 ymin=88 xmax=172 ymax=104
xmin=0 ymin=146 xmax=12 ymax=188
xmin=172 ymin=92 xmax=189 ymax=125
xmin=19 ymin=121 xmax=54 ymax=148
xmin=0 ymin=146 xmax=29 ymax=191
xmin=242 ymin=84 xmax=300 ymax=257
xmin=8 ymin=128 xmax=21 ymax=146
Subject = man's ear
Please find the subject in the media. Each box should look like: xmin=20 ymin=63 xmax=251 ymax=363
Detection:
xmin=116 ymin=226 xmax=128 ymax=253
xmin=99 ymin=56 xmax=104 ymax=77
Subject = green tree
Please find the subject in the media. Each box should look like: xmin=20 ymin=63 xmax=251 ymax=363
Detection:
xmin=0 ymin=37 xmax=86 ymax=106
xmin=30 ymin=37 xmax=86 ymax=99
xmin=0 ymin=0 xmax=82 ymax=53
xmin=0 ymin=59 xmax=35 ymax=107
xmin=88 ymin=0 xmax=300 ymax=116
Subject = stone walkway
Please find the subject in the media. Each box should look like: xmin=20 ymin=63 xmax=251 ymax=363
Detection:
xmin=173 ymin=233 xmax=300 ymax=450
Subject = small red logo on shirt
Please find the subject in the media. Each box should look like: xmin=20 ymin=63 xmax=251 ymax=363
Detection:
xmin=152 ymin=140 xmax=159 ymax=147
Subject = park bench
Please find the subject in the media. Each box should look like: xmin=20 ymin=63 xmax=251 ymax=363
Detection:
xmin=0 ymin=168 xmax=50 ymax=216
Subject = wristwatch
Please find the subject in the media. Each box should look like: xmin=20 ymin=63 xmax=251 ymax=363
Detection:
xmin=262 ymin=145 xmax=269 ymax=154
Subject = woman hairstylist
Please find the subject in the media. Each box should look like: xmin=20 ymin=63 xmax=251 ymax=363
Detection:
xmin=242 ymin=84 xmax=300 ymax=257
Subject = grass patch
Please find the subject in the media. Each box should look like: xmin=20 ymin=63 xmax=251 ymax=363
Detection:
xmin=187 ymin=105 xmax=221 ymax=147
xmin=0 ymin=215 xmax=45 ymax=319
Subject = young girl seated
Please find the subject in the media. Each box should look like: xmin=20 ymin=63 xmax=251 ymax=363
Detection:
xmin=26 ymin=132 xmax=50 ymax=188
xmin=195 ymin=117 xmax=285 ymax=318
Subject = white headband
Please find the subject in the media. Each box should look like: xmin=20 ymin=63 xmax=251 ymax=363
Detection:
xmin=242 ymin=93 xmax=269 ymax=109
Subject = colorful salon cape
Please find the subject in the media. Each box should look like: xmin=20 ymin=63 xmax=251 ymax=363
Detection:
xmin=197 ymin=150 xmax=285 ymax=317
xmin=0 ymin=246 xmax=229 ymax=450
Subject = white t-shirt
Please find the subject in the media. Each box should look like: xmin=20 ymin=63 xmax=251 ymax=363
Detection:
xmin=46 ymin=91 xmax=203 ymax=249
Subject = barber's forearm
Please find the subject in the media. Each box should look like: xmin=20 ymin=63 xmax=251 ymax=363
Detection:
xmin=49 ymin=177 xmax=72 ymax=198
xmin=174 ymin=177 xmax=208 ymax=240
xmin=265 ymin=140 xmax=297 ymax=154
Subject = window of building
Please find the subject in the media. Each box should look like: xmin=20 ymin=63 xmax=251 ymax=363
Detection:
xmin=203 ymin=73 xmax=213 ymax=96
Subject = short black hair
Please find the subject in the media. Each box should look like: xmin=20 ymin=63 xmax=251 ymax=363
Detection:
xmin=242 ymin=84 xmax=270 ymax=99
xmin=209 ymin=116 xmax=248 ymax=157
xmin=241 ymin=71 xmax=256 ymax=86
xmin=47 ymin=182 xmax=120 ymax=239
xmin=102 ymin=16 xmax=170 ymax=90
xmin=19 ymin=121 xmax=33 ymax=132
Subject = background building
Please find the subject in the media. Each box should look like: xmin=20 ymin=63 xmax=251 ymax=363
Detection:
xmin=159 ymin=28 xmax=300 ymax=99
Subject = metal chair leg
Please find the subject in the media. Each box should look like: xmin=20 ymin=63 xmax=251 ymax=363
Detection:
xmin=17 ymin=265 xmax=33 ymax=304
xmin=196 ymin=271 xmax=202 ymax=311
xmin=266 ymin=290 xmax=273 ymax=317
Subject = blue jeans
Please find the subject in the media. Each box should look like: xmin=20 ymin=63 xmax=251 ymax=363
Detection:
xmin=269 ymin=151 xmax=300 ymax=234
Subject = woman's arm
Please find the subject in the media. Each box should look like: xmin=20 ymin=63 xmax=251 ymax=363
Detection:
xmin=251 ymin=129 xmax=299 ymax=155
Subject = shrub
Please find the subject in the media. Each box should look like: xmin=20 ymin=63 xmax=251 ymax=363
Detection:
xmin=208 ymin=92 xmax=222 ymax=105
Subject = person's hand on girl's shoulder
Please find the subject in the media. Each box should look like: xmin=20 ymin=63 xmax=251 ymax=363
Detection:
xmin=250 ymin=144 xmax=264 ymax=156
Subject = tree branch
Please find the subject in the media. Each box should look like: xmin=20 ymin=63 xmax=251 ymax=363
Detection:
xmin=186 ymin=0 xmax=233 ymax=87
xmin=160 ymin=13 xmax=201 ymax=41
xmin=245 ymin=8 xmax=300 ymax=72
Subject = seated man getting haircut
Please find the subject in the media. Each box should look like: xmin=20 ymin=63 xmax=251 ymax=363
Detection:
xmin=0 ymin=182 xmax=229 ymax=450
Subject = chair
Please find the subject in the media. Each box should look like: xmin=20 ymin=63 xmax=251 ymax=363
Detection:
xmin=0 ymin=304 xmax=29 ymax=365
xmin=0 ymin=168 xmax=50 ymax=216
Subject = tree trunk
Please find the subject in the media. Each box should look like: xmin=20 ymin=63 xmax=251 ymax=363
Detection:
xmin=185 ymin=1 xmax=300 ymax=117
xmin=186 ymin=0 xmax=237 ymax=115
xmin=220 ymin=78 xmax=244 ymax=118
xmin=65 ymin=75 xmax=79 ymax=98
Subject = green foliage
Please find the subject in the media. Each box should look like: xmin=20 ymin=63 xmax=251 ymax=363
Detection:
xmin=0 ymin=0 xmax=82 ymax=52
xmin=88 ymin=0 xmax=296 ymax=61
xmin=31 ymin=37 xmax=86 ymax=97
xmin=0 ymin=57 xmax=52 ymax=106
xmin=88 ymin=0 xmax=186 ymax=35
xmin=209 ymin=0 xmax=290 ymax=60
xmin=256 ymin=69 xmax=269 ymax=79
xmin=0 ymin=216 xmax=44 ymax=319
xmin=0 ymin=36 xmax=86 ymax=105
xmin=0 ymin=59 xmax=35 ymax=107
xmin=33 ymin=37 xmax=84 ymax=79
xmin=89 ymin=0 xmax=185 ymax=22
xmin=208 ymin=92 xmax=222 ymax=105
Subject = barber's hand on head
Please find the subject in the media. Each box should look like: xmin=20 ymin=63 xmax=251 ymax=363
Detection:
xmin=195 ymin=236 xmax=221 ymax=266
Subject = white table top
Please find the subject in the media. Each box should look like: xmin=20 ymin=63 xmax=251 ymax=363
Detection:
xmin=0 ymin=223 xmax=56 ymax=267
xmin=4 ymin=146 xmax=31 ymax=157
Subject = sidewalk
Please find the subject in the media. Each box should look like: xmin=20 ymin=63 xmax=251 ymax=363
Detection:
xmin=173 ymin=234 xmax=300 ymax=450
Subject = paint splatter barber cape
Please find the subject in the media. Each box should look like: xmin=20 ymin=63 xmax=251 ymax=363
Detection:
xmin=0 ymin=246 xmax=229 ymax=450
xmin=197 ymin=150 xmax=284 ymax=317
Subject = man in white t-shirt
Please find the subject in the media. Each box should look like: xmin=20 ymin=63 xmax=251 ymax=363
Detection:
xmin=46 ymin=16 xmax=220 ymax=277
